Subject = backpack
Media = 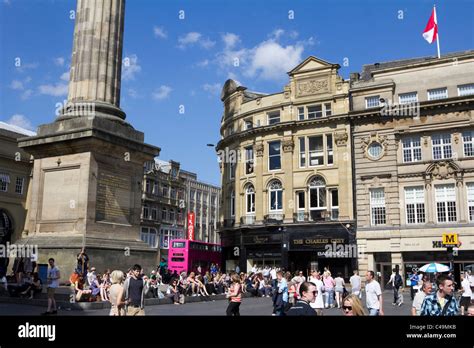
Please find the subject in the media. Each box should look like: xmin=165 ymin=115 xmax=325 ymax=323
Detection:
xmin=395 ymin=274 xmax=403 ymax=288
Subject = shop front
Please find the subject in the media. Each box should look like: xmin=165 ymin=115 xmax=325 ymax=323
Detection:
xmin=403 ymin=250 xmax=474 ymax=287
xmin=220 ymin=224 xmax=356 ymax=275
xmin=220 ymin=227 xmax=284 ymax=272
xmin=287 ymin=225 xmax=356 ymax=279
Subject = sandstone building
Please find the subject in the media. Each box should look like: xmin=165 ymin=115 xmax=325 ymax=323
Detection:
xmin=217 ymin=57 xmax=355 ymax=277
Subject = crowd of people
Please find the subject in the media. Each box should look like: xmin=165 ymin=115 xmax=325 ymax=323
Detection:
xmin=2 ymin=249 xmax=473 ymax=317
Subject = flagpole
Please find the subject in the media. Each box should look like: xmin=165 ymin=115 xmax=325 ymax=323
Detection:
xmin=435 ymin=5 xmax=441 ymax=58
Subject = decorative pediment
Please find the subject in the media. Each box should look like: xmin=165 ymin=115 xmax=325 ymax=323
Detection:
xmin=424 ymin=160 xmax=463 ymax=181
xmin=296 ymin=78 xmax=330 ymax=97
xmin=288 ymin=56 xmax=339 ymax=76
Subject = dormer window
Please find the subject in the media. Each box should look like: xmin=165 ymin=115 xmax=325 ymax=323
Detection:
xmin=365 ymin=95 xmax=380 ymax=108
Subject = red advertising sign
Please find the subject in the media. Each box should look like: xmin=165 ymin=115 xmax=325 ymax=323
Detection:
xmin=187 ymin=212 xmax=195 ymax=241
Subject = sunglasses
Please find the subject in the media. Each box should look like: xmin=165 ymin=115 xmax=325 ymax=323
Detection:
xmin=342 ymin=305 xmax=352 ymax=311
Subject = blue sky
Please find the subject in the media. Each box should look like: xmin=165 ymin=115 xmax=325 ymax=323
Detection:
xmin=1 ymin=0 xmax=473 ymax=185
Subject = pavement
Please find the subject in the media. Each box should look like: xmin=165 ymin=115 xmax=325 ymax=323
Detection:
xmin=0 ymin=289 xmax=413 ymax=316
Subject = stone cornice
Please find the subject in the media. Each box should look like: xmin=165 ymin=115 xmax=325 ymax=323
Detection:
xmin=349 ymin=96 xmax=474 ymax=120
xmin=217 ymin=114 xmax=350 ymax=150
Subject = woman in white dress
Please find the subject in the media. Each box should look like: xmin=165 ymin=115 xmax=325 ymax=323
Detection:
xmin=308 ymin=271 xmax=325 ymax=315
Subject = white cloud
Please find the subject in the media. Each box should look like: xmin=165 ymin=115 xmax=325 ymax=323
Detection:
xmin=245 ymin=40 xmax=304 ymax=80
xmin=178 ymin=32 xmax=215 ymax=50
xmin=15 ymin=62 xmax=39 ymax=73
xmin=200 ymin=37 xmax=216 ymax=49
xmin=179 ymin=32 xmax=201 ymax=46
xmin=54 ymin=57 xmax=65 ymax=66
xmin=153 ymin=26 xmax=167 ymax=39
xmin=196 ymin=59 xmax=210 ymax=68
xmin=21 ymin=89 xmax=33 ymax=100
xmin=270 ymin=29 xmax=285 ymax=40
xmin=10 ymin=80 xmax=24 ymax=90
xmin=212 ymin=30 xmax=313 ymax=82
xmin=6 ymin=114 xmax=33 ymax=131
xmin=38 ymin=82 xmax=68 ymax=96
xmin=202 ymin=83 xmax=221 ymax=96
xmin=152 ymin=85 xmax=172 ymax=100
xmin=10 ymin=77 xmax=33 ymax=99
xmin=128 ymin=88 xmax=138 ymax=98
xmin=289 ymin=30 xmax=299 ymax=39
xmin=222 ymin=33 xmax=240 ymax=49
xmin=122 ymin=54 xmax=141 ymax=81
xmin=60 ymin=71 xmax=69 ymax=81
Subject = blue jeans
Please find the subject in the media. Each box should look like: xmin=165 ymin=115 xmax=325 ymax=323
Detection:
xmin=276 ymin=301 xmax=287 ymax=316
xmin=325 ymin=289 xmax=334 ymax=307
xmin=368 ymin=308 xmax=380 ymax=316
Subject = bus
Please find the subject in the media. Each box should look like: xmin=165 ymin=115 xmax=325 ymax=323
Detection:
xmin=168 ymin=239 xmax=222 ymax=275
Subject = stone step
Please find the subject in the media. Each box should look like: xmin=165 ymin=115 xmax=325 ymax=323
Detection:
xmin=0 ymin=291 xmax=255 ymax=311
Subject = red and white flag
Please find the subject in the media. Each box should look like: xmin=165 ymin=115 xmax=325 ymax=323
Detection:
xmin=422 ymin=7 xmax=438 ymax=44
xmin=422 ymin=6 xmax=440 ymax=58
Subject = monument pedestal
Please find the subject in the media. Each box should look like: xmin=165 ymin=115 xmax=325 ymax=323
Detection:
xmin=18 ymin=116 xmax=160 ymax=274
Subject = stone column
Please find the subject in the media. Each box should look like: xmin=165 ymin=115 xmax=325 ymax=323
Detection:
xmin=282 ymin=136 xmax=294 ymax=223
xmin=425 ymin=181 xmax=435 ymax=224
xmin=456 ymin=179 xmax=466 ymax=223
xmin=60 ymin=0 xmax=126 ymax=120
xmin=18 ymin=0 xmax=160 ymax=274
xmin=335 ymin=129 xmax=351 ymax=220
xmin=254 ymin=141 xmax=264 ymax=222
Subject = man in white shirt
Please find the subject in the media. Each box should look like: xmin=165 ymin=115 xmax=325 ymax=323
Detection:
xmin=460 ymin=272 xmax=473 ymax=315
xmin=350 ymin=270 xmax=362 ymax=298
xmin=263 ymin=266 xmax=270 ymax=279
xmin=270 ymin=267 xmax=277 ymax=280
xmin=365 ymin=270 xmax=384 ymax=316
xmin=309 ymin=271 xmax=324 ymax=315
xmin=412 ymin=282 xmax=432 ymax=316
xmin=42 ymin=258 xmax=60 ymax=315
xmin=468 ymin=271 xmax=474 ymax=300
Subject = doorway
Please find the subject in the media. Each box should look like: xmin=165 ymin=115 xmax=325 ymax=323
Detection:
xmin=376 ymin=263 xmax=393 ymax=290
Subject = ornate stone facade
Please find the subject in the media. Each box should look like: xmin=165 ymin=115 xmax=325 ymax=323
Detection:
xmin=217 ymin=56 xmax=355 ymax=275
xmin=351 ymin=50 xmax=474 ymax=286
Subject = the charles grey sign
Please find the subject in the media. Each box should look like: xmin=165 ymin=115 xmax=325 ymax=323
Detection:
xmin=18 ymin=322 xmax=56 ymax=341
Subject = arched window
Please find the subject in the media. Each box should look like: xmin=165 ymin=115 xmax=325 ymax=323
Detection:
xmin=0 ymin=210 xmax=12 ymax=244
xmin=309 ymin=176 xmax=326 ymax=209
xmin=245 ymin=184 xmax=255 ymax=214
xmin=269 ymin=180 xmax=283 ymax=211
xmin=161 ymin=207 xmax=168 ymax=221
